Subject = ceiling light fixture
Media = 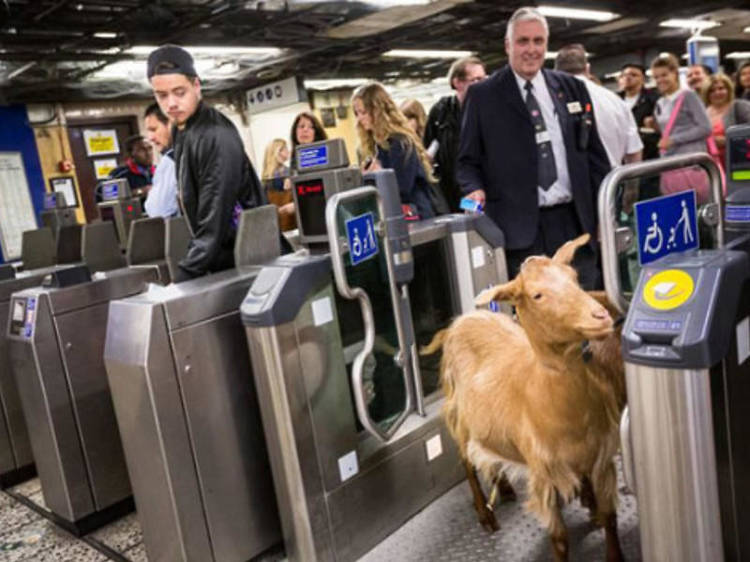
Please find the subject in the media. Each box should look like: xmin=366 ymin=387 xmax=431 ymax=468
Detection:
xmin=659 ymin=19 xmax=721 ymax=31
xmin=126 ymin=45 xmax=283 ymax=57
xmin=537 ymin=6 xmax=619 ymax=22
xmin=382 ymin=49 xmax=473 ymax=59
xmin=545 ymin=50 xmax=594 ymax=60
xmin=303 ymin=78 xmax=370 ymax=89
xmin=726 ymin=52 xmax=750 ymax=59
xmin=93 ymin=32 xmax=118 ymax=39
xmin=743 ymin=26 xmax=750 ymax=33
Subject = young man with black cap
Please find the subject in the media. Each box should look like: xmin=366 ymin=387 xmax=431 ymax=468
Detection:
xmin=147 ymin=44 xmax=265 ymax=282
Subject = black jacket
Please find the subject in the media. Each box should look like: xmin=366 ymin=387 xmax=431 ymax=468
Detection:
xmin=457 ymin=67 xmax=610 ymax=250
xmin=423 ymin=95 xmax=462 ymax=212
xmin=173 ymin=102 xmax=265 ymax=281
xmin=618 ymin=87 xmax=660 ymax=160
xmin=376 ymin=135 xmax=435 ymax=219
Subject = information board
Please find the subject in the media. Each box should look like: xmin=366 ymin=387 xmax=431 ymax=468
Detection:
xmin=0 ymin=152 xmax=38 ymax=260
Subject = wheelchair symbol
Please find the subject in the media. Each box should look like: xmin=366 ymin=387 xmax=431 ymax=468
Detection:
xmin=643 ymin=212 xmax=663 ymax=255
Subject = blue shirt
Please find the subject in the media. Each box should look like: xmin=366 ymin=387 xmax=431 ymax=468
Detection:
xmin=144 ymin=149 xmax=179 ymax=218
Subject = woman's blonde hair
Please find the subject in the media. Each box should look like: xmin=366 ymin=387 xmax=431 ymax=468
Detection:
xmin=399 ymin=98 xmax=427 ymax=139
xmin=702 ymin=73 xmax=735 ymax=106
xmin=262 ymin=138 xmax=288 ymax=180
xmin=352 ymin=82 xmax=435 ymax=182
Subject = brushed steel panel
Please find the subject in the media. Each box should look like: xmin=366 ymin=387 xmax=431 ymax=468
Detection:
xmin=0 ymin=300 xmax=33 ymax=474
xmin=626 ymin=364 xmax=724 ymax=562
xmin=55 ymin=301 xmax=131 ymax=509
xmin=105 ymin=300 xmax=213 ymax=562
xmin=171 ymin=311 xmax=281 ymax=562
xmin=9 ymin=292 xmax=94 ymax=521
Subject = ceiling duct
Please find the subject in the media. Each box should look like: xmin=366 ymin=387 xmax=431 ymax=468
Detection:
xmin=326 ymin=0 xmax=471 ymax=39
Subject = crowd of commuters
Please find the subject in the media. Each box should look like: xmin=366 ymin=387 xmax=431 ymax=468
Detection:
xmin=107 ymin=6 xmax=750 ymax=285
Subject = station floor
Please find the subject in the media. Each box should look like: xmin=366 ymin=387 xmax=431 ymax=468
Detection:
xmin=1 ymin=465 xmax=640 ymax=561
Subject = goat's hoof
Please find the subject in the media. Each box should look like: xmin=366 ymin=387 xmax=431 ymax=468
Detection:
xmin=477 ymin=509 xmax=500 ymax=533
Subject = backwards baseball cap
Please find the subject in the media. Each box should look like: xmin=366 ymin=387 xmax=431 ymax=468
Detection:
xmin=147 ymin=45 xmax=197 ymax=79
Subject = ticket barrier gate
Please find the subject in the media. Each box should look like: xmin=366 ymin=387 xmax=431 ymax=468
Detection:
xmin=103 ymin=206 xmax=283 ymax=562
xmin=241 ymin=173 xmax=507 ymax=561
xmin=40 ymin=192 xmax=77 ymax=238
xmin=98 ymin=178 xmax=142 ymax=250
xmin=0 ymin=223 xmax=115 ymax=488
xmin=597 ymin=154 xmax=750 ymax=560
xmin=5 ymin=219 xmax=172 ymax=533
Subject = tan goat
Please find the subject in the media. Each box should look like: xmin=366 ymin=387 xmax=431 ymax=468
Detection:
xmin=423 ymin=234 xmax=624 ymax=562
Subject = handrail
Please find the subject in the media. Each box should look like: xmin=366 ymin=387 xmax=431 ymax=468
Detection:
xmin=325 ymin=187 xmax=413 ymax=443
xmin=598 ymin=152 xmax=724 ymax=315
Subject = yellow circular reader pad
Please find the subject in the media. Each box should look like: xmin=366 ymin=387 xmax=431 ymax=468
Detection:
xmin=642 ymin=269 xmax=695 ymax=311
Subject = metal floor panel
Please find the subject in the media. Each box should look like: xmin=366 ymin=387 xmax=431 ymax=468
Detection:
xmin=359 ymin=463 xmax=641 ymax=562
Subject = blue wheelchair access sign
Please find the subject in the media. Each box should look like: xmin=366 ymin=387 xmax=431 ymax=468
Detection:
xmin=346 ymin=212 xmax=379 ymax=266
xmin=634 ymin=190 xmax=699 ymax=266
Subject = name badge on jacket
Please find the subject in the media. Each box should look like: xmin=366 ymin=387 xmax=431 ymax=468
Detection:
xmin=567 ymin=101 xmax=582 ymax=114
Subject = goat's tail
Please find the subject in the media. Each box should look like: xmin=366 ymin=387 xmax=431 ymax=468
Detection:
xmin=420 ymin=328 xmax=448 ymax=356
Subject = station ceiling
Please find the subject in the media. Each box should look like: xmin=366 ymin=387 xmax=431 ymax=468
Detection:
xmin=1 ymin=0 xmax=749 ymax=104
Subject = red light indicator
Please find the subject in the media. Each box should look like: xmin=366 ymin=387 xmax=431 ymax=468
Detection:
xmin=127 ymin=205 xmax=133 ymax=213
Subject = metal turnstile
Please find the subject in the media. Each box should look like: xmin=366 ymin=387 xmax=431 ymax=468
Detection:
xmin=5 ymin=220 xmax=171 ymax=533
xmin=103 ymin=206 xmax=283 ymax=562
xmin=598 ymin=153 xmax=750 ymax=561
xmin=0 ymin=222 xmax=109 ymax=489
xmin=98 ymin=178 xmax=142 ymax=250
xmin=41 ymin=191 xmax=77 ymax=238
xmin=241 ymin=176 xmax=507 ymax=561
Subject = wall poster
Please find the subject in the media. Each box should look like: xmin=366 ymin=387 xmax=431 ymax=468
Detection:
xmin=0 ymin=152 xmax=38 ymax=260
xmin=83 ymin=129 xmax=120 ymax=156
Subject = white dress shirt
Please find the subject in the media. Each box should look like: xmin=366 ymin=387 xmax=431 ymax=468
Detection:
xmin=513 ymin=70 xmax=572 ymax=207
xmin=576 ymin=76 xmax=642 ymax=167
xmin=144 ymin=149 xmax=179 ymax=218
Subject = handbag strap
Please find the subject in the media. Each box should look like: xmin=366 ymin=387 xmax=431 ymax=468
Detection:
xmin=662 ymin=91 xmax=687 ymax=139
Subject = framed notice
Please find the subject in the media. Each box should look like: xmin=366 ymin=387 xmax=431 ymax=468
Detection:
xmin=94 ymin=158 xmax=118 ymax=179
xmin=0 ymin=152 xmax=38 ymax=260
xmin=49 ymin=176 xmax=78 ymax=207
xmin=83 ymin=129 xmax=119 ymax=156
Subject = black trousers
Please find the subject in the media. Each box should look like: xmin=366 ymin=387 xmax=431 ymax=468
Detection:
xmin=504 ymin=202 xmax=601 ymax=290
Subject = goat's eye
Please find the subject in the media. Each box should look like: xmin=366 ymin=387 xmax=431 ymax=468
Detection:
xmin=532 ymin=293 xmax=543 ymax=300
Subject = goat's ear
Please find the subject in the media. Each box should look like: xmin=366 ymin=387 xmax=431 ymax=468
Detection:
xmin=475 ymin=279 xmax=520 ymax=307
xmin=552 ymin=233 xmax=590 ymax=265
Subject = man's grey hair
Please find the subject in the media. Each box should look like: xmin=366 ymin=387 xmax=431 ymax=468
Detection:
xmin=554 ymin=44 xmax=587 ymax=75
xmin=505 ymin=6 xmax=549 ymax=41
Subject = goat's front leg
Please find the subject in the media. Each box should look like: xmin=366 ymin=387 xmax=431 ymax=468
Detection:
xmin=463 ymin=459 xmax=499 ymax=532
xmin=527 ymin=472 xmax=568 ymax=562
xmin=591 ymin=462 xmax=625 ymax=562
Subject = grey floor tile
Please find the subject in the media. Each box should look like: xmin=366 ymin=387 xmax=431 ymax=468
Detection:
xmin=26 ymin=489 xmax=47 ymax=509
xmin=0 ymin=496 xmax=42 ymax=537
xmin=89 ymin=512 xmax=143 ymax=553
xmin=7 ymin=478 xmax=41 ymax=498
xmin=122 ymin=541 xmax=149 ymax=562
xmin=0 ymin=518 xmax=106 ymax=562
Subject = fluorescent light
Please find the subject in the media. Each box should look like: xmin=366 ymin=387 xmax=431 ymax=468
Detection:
xmin=743 ymin=26 xmax=750 ymax=33
xmin=659 ymin=19 xmax=721 ymax=31
xmin=545 ymin=50 xmax=594 ymax=60
xmin=726 ymin=52 xmax=750 ymax=60
xmin=92 ymin=59 xmax=240 ymax=79
xmin=363 ymin=0 xmax=431 ymax=4
xmin=538 ymin=6 xmax=618 ymax=22
xmin=93 ymin=32 xmax=118 ymax=39
xmin=303 ymin=78 xmax=370 ymax=89
xmin=382 ymin=49 xmax=473 ymax=59
xmin=126 ymin=45 xmax=283 ymax=57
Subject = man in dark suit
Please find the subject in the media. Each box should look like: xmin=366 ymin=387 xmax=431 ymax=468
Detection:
xmin=457 ymin=6 xmax=610 ymax=288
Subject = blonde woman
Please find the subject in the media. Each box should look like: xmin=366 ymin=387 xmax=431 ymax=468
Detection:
xmin=399 ymin=98 xmax=427 ymax=140
xmin=702 ymin=73 xmax=750 ymax=169
xmin=261 ymin=138 xmax=295 ymax=230
xmin=352 ymin=82 xmax=445 ymax=219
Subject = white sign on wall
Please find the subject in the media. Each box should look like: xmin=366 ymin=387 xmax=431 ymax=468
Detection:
xmin=246 ymin=76 xmax=305 ymax=115
xmin=0 ymin=152 xmax=38 ymax=260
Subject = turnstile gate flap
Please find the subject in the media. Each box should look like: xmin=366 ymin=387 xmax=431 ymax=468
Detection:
xmin=622 ymin=249 xmax=750 ymax=368
xmin=241 ymin=254 xmax=331 ymax=327
xmin=41 ymin=265 xmax=92 ymax=288
xmin=0 ymin=264 xmax=15 ymax=281
xmin=443 ymin=213 xmax=506 ymax=248
xmin=1 ymin=264 xmax=84 ymax=303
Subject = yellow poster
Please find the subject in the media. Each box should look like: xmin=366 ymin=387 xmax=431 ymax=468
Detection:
xmin=83 ymin=129 xmax=119 ymax=156
xmin=94 ymin=158 xmax=118 ymax=179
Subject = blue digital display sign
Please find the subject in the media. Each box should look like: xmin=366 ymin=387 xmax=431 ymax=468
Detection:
xmin=298 ymin=145 xmax=329 ymax=169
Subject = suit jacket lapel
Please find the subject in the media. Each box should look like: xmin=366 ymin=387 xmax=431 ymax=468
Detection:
xmin=499 ymin=67 xmax=531 ymax=124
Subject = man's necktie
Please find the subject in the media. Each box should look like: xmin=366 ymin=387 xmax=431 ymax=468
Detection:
xmin=525 ymin=81 xmax=557 ymax=190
